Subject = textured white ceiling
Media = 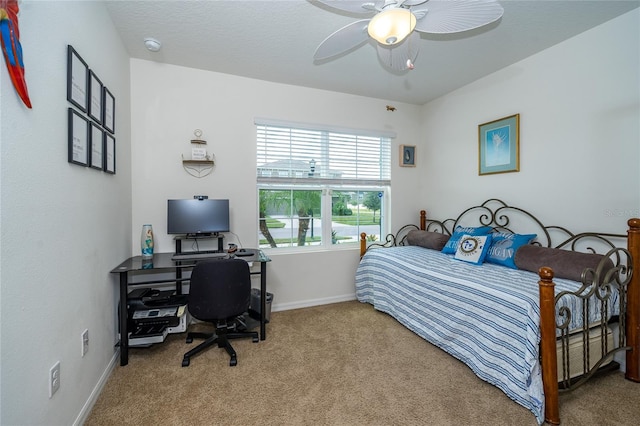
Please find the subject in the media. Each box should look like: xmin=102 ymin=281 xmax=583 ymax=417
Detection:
xmin=105 ymin=0 xmax=639 ymax=105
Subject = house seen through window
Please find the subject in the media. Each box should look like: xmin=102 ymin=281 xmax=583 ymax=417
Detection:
xmin=256 ymin=120 xmax=392 ymax=249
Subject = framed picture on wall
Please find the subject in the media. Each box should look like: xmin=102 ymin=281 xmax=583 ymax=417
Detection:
xmin=478 ymin=114 xmax=520 ymax=175
xmin=68 ymin=108 xmax=89 ymax=166
xmin=104 ymin=132 xmax=116 ymax=174
xmin=88 ymin=70 xmax=103 ymax=124
xmin=103 ymin=87 xmax=115 ymax=134
xmin=400 ymin=145 xmax=416 ymax=167
xmin=89 ymin=122 xmax=104 ymax=170
xmin=67 ymin=45 xmax=89 ymax=112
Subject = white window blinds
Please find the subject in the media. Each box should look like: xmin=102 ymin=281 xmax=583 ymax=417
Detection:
xmin=256 ymin=121 xmax=392 ymax=186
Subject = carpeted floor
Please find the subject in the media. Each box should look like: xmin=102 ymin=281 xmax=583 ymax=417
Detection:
xmin=85 ymin=301 xmax=639 ymax=425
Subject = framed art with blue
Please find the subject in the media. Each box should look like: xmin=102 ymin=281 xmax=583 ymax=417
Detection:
xmin=478 ymin=114 xmax=519 ymax=175
xmin=400 ymin=145 xmax=416 ymax=167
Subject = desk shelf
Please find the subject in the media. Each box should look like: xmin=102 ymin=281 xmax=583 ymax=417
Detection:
xmin=174 ymin=234 xmax=224 ymax=254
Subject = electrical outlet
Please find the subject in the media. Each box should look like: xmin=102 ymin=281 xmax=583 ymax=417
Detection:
xmin=49 ymin=361 xmax=60 ymax=398
xmin=82 ymin=329 xmax=89 ymax=357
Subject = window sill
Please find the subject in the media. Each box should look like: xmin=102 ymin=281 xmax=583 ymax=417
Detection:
xmin=261 ymin=244 xmax=360 ymax=256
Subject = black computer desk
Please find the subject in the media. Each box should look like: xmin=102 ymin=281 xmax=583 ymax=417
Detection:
xmin=110 ymin=249 xmax=271 ymax=366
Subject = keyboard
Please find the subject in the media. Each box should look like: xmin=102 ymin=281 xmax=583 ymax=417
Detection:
xmin=171 ymin=252 xmax=228 ymax=261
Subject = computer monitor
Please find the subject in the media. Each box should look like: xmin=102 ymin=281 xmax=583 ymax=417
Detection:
xmin=167 ymin=199 xmax=230 ymax=236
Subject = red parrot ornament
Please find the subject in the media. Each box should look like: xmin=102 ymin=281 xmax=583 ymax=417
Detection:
xmin=0 ymin=0 xmax=31 ymax=108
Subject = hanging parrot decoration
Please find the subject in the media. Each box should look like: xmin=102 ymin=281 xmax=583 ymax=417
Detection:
xmin=0 ymin=0 xmax=31 ymax=108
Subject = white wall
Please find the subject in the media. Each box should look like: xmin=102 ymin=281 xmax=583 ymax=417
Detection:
xmin=419 ymin=9 xmax=640 ymax=233
xmin=1 ymin=4 xmax=637 ymax=426
xmin=130 ymin=60 xmax=423 ymax=309
xmin=0 ymin=2 xmax=131 ymax=425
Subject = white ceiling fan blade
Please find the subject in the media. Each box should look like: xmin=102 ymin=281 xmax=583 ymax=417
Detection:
xmin=402 ymin=0 xmax=428 ymax=6
xmin=413 ymin=0 xmax=504 ymax=34
xmin=376 ymin=31 xmax=420 ymax=71
xmin=314 ymin=19 xmax=372 ymax=60
xmin=309 ymin=0 xmax=380 ymax=15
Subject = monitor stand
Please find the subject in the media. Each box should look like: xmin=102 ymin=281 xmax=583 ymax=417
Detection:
xmin=175 ymin=234 xmax=224 ymax=254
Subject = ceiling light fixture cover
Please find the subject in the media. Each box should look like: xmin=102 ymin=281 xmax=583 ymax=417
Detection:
xmin=368 ymin=8 xmax=416 ymax=45
xmin=144 ymin=37 xmax=162 ymax=52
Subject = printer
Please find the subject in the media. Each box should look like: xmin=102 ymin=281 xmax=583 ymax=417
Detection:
xmin=126 ymin=288 xmax=190 ymax=346
xmin=127 ymin=288 xmax=187 ymax=310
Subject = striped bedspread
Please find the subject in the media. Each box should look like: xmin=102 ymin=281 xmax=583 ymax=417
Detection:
xmin=355 ymin=246 xmax=618 ymax=425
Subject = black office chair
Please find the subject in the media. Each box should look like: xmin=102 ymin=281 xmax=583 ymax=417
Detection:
xmin=182 ymin=259 xmax=258 ymax=367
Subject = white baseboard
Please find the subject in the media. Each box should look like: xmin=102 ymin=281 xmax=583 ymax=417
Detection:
xmin=271 ymin=293 xmax=357 ymax=312
xmin=73 ymin=351 xmax=119 ymax=426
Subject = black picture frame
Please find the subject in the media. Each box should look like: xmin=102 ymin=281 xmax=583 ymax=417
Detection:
xmin=104 ymin=132 xmax=116 ymax=174
xmin=89 ymin=121 xmax=104 ymax=170
xmin=103 ymin=87 xmax=115 ymax=134
xmin=68 ymin=108 xmax=89 ymax=166
xmin=67 ymin=45 xmax=88 ymax=112
xmin=88 ymin=70 xmax=103 ymax=124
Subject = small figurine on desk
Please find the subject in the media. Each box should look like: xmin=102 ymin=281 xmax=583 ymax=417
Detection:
xmin=228 ymin=243 xmax=237 ymax=254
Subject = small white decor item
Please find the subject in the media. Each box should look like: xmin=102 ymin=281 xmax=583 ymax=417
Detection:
xmin=191 ymin=147 xmax=207 ymax=160
xmin=454 ymin=234 xmax=492 ymax=265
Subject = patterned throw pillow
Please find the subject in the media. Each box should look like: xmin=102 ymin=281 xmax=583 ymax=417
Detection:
xmin=441 ymin=225 xmax=493 ymax=254
xmin=454 ymin=234 xmax=493 ymax=265
xmin=485 ymin=233 xmax=537 ymax=269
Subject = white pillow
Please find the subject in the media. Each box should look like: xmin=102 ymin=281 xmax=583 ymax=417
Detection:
xmin=454 ymin=234 xmax=493 ymax=265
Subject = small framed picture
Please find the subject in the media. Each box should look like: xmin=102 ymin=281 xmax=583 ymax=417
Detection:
xmin=89 ymin=122 xmax=104 ymax=170
xmin=104 ymin=132 xmax=116 ymax=174
xmin=479 ymin=114 xmax=520 ymax=175
xmin=67 ymin=45 xmax=88 ymax=112
xmin=88 ymin=70 xmax=103 ymax=124
xmin=103 ymin=87 xmax=115 ymax=134
xmin=68 ymin=108 xmax=89 ymax=166
xmin=400 ymin=145 xmax=416 ymax=167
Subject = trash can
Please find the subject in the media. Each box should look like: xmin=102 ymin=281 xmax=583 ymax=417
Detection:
xmin=250 ymin=288 xmax=274 ymax=322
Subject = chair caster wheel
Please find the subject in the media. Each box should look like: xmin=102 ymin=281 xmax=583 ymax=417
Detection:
xmin=182 ymin=358 xmax=190 ymax=367
xmin=230 ymin=358 xmax=237 ymax=367
xmin=186 ymin=337 xmax=193 ymax=343
xmin=252 ymin=336 xmax=259 ymax=343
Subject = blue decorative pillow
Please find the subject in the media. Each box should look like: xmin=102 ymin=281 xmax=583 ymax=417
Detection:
xmin=454 ymin=234 xmax=493 ymax=265
xmin=441 ymin=226 xmax=493 ymax=254
xmin=485 ymin=232 xmax=537 ymax=269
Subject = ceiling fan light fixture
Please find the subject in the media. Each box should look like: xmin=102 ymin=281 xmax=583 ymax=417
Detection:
xmin=368 ymin=8 xmax=416 ymax=45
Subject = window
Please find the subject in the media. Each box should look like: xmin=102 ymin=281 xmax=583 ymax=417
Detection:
xmin=256 ymin=119 xmax=392 ymax=250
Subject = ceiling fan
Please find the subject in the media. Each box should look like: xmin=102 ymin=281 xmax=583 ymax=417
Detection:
xmin=311 ymin=0 xmax=504 ymax=71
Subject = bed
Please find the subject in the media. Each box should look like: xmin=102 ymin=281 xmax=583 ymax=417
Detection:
xmin=355 ymin=199 xmax=639 ymax=425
